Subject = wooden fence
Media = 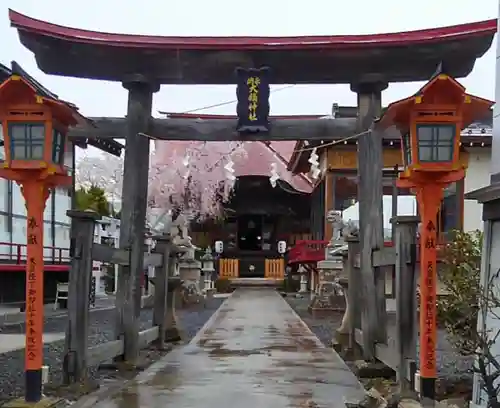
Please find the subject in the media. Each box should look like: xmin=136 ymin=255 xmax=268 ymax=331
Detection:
xmin=342 ymin=215 xmax=419 ymax=392
xmin=219 ymin=258 xmax=239 ymax=278
xmin=63 ymin=210 xmax=187 ymax=384
xmin=264 ymin=258 xmax=285 ymax=279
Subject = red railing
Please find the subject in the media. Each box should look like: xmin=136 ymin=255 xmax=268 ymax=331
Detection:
xmin=0 ymin=242 xmax=70 ymax=272
xmin=288 ymin=240 xmax=328 ymax=264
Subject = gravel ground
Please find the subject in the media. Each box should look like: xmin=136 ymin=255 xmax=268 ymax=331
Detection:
xmin=0 ymin=297 xmax=225 ymax=401
xmin=285 ymin=294 xmax=345 ymax=347
xmin=284 ymin=294 xmax=474 ymax=382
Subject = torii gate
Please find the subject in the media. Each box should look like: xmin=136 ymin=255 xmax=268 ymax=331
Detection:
xmin=8 ymin=8 xmax=496 ymax=366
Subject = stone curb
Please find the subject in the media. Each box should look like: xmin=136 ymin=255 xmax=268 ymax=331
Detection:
xmin=186 ymin=292 xmax=234 ymax=346
xmin=0 ymin=294 xmax=156 ymax=327
xmin=351 ymin=388 xmax=468 ymax=408
xmin=0 ymin=305 xmax=116 ymax=328
xmin=0 ymin=396 xmax=66 ymax=408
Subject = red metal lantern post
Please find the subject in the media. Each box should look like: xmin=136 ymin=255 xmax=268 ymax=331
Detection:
xmin=0 ymin=73 xmax=83 ymax=403
xmin=378 ymin=74 xmax=493 ymax=402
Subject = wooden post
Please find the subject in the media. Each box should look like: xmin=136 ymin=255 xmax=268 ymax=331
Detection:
xmin=391 ymin=165 xmax=399 ymax=244
xmin=456 ymin=179 xmax=465 ymax=230
xmin=346 ymin=236 xmax=361 ymax=351
xmin=64 ymin=210 xmax=101 ymax=384
xmin=152 ymin=235 xmax=171 ymax=347
xmin=392 ymin=215 xmax=419 ymax=393
xmin=115 ymin=78 xmax=160 ymax=363
xmin=390 ymin=167 xmax=400 ymax=298
xmin=325 ymin=173 xmax=337 ymax=240
xmin=352 ymin=81 xmax=387 ymax=358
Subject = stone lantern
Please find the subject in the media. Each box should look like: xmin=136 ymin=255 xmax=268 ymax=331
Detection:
xmin=201 ymin=247 xmax=216 ymax=295
xmin=314 ymin=210 xmax=345 ymax=291
xmin=298 ymin=265 xmax=308 ymax=293
xmin=309 ymin=209 xmax=347 ymax=312
xmin=143 ymin=234 xmax=154 ymax=296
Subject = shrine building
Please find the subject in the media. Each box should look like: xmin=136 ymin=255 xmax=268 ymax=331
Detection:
xmin=161 ymin=111 xmax=492 ymax=280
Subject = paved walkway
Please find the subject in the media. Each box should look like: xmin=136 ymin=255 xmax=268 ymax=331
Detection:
xmin=78 ymin=289 xmax=365 ymax=408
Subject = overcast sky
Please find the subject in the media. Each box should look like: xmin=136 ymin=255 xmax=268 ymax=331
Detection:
xmin=0 ymin=0 xmax=498 ymax=156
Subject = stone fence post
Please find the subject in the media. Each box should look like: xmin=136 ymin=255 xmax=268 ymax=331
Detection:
xmin=392 ymin=215 xmax=419 ymax=393
xmin=152 ymin=234 xmax=171 ymax=347
xmin=165 ymin=255 xmax=182 ymax=342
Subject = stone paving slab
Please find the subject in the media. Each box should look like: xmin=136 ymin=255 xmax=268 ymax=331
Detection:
xmin=75 ymin=288 xmax=365 ymax=408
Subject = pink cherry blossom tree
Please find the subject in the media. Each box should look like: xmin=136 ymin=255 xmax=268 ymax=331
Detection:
xmin=76 ymin=142 xmax=247 ymax=230
xmin=149 ymin=140 xmax=247 ymax=222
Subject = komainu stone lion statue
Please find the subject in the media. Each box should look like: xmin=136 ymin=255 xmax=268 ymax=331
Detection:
xmin=326 ymin=210 xmax=343 ymax=241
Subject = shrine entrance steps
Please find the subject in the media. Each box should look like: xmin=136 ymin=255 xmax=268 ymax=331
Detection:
xmin=75 ymin=288 xmax=365 ymax=408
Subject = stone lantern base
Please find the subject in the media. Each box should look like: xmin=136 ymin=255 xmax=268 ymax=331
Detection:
xmin=178 ymin=258 xmax=202 ymax=307
xmin=308 ymin=256 xmax=346 ymax=314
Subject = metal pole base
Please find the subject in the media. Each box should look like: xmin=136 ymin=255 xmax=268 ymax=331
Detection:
xmin=25 ymin=369 xmax=42 ymax=403
xmin=420 ymin=376 xmax=436 ymax=404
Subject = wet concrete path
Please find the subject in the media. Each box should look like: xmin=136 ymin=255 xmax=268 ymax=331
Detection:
xmin=81 ymin=288 xmax=365 ymax=408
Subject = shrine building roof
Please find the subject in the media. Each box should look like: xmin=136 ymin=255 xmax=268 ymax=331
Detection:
xmin=9 ymin=9 xmax=496 ymax=84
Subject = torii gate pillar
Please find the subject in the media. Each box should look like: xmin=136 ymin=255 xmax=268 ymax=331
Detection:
xmin=350 ymin=81 xmax=388 ymax=359
xmin=115 ymin=77 xmax=160 ymax=363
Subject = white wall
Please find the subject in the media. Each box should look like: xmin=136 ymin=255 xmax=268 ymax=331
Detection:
xmin=491 ymin=0 xmax=500 ymax=176
xmin=341 ymin=149 xmax=493 ymax=235
xmin=342 ymin=195 xmax=417 ymax=238
xmin=3 ymin=183 xmax=72 ymax=261
xmin=465 ymin=148 xmax=492 ymax=232
xmin=0 ymin=134 xmax=73 ymax=261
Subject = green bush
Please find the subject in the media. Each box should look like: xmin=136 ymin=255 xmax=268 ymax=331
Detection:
xmin=282 ymin=274 xmax=301 ymax=293
xmin=436 ymin=230 xmax=500 ymax=406
xmin=437 ymin=229 xmax=482 ymax=355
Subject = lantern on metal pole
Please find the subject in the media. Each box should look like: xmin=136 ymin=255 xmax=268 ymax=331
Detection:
xmin=378 ymin=73 xmax=493 ymax=402
xmin=0 ymin=69 xmax=87 ymax=403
